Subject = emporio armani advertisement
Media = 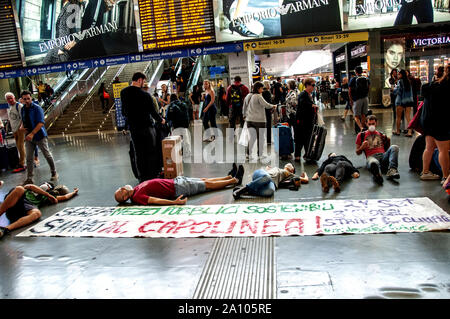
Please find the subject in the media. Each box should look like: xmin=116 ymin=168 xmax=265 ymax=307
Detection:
xmin=17 ymin=0 xmax=139 ymax=66
xmin=344 ymin=0 xmax=450 ymax=31
xmin=213 ymin=0 xmax=343 ymax=42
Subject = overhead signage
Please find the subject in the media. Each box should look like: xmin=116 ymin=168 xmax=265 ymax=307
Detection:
xmin=351 ymin=44 xmax=367 ymax=58
xmin=138 ymin=0 xmax=215 ymax=51
xmin=244 ymin=37 xmax=305 ymax=51
xmin=335 ymin=53 xmax=346 ymax=64
xmin=244 ymin=32 xmax=369 ymax=51
xmin=16 ymin=197 xmax=450 ymax=238
xmin=411 ymin=35 xmax=450 ymax=48
xmin=0 ymin=42 xmax=245 ymax=79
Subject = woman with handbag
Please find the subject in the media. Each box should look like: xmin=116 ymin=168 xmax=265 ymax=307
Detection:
xmin=98 ymin=83 xmax=110 ymax=114
xmin=393 ymin=70 xmax=414 ymax=137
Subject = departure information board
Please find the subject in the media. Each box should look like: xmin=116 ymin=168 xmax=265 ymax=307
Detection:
xmin=0 ymin=0 xmax=23 ymax=69
xmin=138 ymin=0 xmax=215 ymax=50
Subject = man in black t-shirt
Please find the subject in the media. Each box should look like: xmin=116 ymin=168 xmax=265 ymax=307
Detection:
xmin=121 ymin=72 xmax=165 ymax=182
xmin=272 ymin=77 xmax=283 ymax=104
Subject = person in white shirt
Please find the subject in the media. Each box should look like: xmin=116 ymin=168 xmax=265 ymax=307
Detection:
xmin=4 ymin=93 xmax=26 ymax=172
xmin=242 ymin=81 xmax=277 ymax=160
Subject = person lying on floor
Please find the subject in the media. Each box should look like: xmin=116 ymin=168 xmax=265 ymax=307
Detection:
xmin=312 ymin=153 xmax=360 ymax=193
xmin=0 ymin=182 xmax=79 ymax=238
xmin=114 ymin=164 xmax=245 ymax=205
xmin=232 ymin=163 xmax=309 ymax=199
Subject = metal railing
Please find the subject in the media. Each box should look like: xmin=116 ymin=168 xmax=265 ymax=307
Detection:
xmin=45 ymin=67 xmax=107 ymax=131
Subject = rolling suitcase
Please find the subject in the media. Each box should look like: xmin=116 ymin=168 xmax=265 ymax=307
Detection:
xmin=275 ymin=124 xmax=294 ymax=158
xmin=305 ymin=115 xmax=327 ymax=161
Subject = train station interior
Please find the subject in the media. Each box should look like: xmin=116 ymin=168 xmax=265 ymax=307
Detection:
xmin=0 ymin=0 xmax=449 ymax=302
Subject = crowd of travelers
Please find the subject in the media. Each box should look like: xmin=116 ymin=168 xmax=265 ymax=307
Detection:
xmin=0 ymin=62 xmax=448 ymax=239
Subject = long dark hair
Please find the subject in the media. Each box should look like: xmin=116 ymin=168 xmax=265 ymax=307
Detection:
xmin=399 ymin=69 xmax=410 ymax=91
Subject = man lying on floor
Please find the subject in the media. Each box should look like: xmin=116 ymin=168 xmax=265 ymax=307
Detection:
xmin=0 ymin=183 xmax=79 ymax=238
xmin=114 ymin=164 xmax=245 ymax=205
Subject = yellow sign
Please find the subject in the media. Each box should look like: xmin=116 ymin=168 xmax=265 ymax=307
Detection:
xmin=244 ymin=32 xmax=369 ymax=51
xmin=244 ymin=37 xmax=305 ymax=51
xmin=303 ymin=32 xmax=368 ymax=46
xmin=112 ymin=82 xmax=129 ymax=99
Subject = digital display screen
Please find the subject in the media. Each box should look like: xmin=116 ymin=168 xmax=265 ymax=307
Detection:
xmin=0 ymin=0 xmax=23 ymax=69
xmin=138 ymin=0 xmax=216 ymax=50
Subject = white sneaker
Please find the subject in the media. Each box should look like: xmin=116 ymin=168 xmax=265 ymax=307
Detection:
xmin=420 ymin=172 xmax=441 ymax=181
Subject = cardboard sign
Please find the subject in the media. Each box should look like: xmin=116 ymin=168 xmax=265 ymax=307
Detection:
xmin=17 ymin=197 xmax=450 ymax=239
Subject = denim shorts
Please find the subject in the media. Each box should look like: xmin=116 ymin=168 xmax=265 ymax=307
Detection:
xmin=174 ymin=176 xmax=206 ymax=197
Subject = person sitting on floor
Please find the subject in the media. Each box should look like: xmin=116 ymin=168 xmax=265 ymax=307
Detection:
xmin=356 ymin=115 xmax=400 ymax=185
xmin=114 ymin=164 xmax=245 ymax=205
xmin=232 ymin=163 xmax=309 ymax=199
xmin=0 ymin=182 xmax=79 ymax=238
xmin=312 ymin=153 xmax=360 ymax=192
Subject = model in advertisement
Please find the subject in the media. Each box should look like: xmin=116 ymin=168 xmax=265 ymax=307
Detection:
xmin=384 ymin=38 xmax=405 ymax=88
xmin=345 ymin=0 xmax=450 ymax=30
xmin=42 ymin=0 xmax=82 ymax=65
xmin=19 ymin=0 xmax=138 ymax=66
xmin=214 ymin=0 xmax=342 ymax=42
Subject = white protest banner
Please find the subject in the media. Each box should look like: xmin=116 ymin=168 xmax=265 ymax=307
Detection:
xmin=17 ymin=197 xmax=450 ymax=238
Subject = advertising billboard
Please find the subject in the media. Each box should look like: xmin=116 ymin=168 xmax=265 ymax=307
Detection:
xmin=17 ymin=0 xmax=139 ymax=66
xmin=213 ymin=0 xmax=343 ymax=43
xmin=383 ymin=37 xmax=405 ymax=88
xmin=344 ymin=0 xmax=450 ymax=31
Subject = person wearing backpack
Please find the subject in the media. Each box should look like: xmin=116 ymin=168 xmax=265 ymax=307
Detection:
xmin=393 ymin=69 xmax=414 ymax=137
xmin=349 ymin=66 xmax=370 ymax=133
xmin=167 ymin=94 xmax=191 ymax=156
xmin=226 ymin=76 xmax=249 ymax=131
xmin=98 ymin=82 xmax=110 ymax=114
xmin=356 ymin=115 xmax=400 ymax=185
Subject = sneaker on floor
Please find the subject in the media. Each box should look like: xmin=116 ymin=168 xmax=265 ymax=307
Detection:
xmin=369 ymin=163 xmax=383 ymax=185
xmin=0 ymin=226 xmax=9 ymax=239
xmin=235 ymin=165 xmax=245 ymax=185
xmin=12 ymin=166 xmax=26 ymax=173
xmin=420 ymin=171 xmax=441 ymax=181
xmin=320 ymin=173 xmax=330 ymax=193
xmin=386 ymin=168 xmax=400 ymax=180
xmin=228 ymin=163 xmax=238 ymax=177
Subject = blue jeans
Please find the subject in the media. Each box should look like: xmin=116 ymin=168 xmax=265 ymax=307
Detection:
xmin=394 ymin=0 xmax=433 ymax=25
xmin=246 ymin=169 xmax=275 ymax=197
xmin=366 ymin=145 xmax=399 ymax=173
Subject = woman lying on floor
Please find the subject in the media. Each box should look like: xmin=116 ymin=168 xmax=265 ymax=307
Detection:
xmin=232 ymin=163 xmax=309 ymax=199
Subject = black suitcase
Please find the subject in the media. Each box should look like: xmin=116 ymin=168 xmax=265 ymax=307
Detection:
xmin=305 ymin=123 xmax=327 ymax=161
xmin=6 ymin=145 xmax=19 ymax=169
xmin=0 ymin=146 xmax=9 ymax=170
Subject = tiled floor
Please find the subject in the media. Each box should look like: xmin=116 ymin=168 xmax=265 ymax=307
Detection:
xmin=0 ymin=105 xmax=448 ymax=299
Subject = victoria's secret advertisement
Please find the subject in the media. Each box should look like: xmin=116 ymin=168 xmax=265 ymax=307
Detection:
xmin=213 ymin=0 xmax=343 ymax=42
xmin=17 ymin=0 xmax=139 ymax=66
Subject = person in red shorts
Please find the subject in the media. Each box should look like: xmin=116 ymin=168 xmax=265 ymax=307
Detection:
xmin=114 ymin=164 xmax=244 ymax=205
